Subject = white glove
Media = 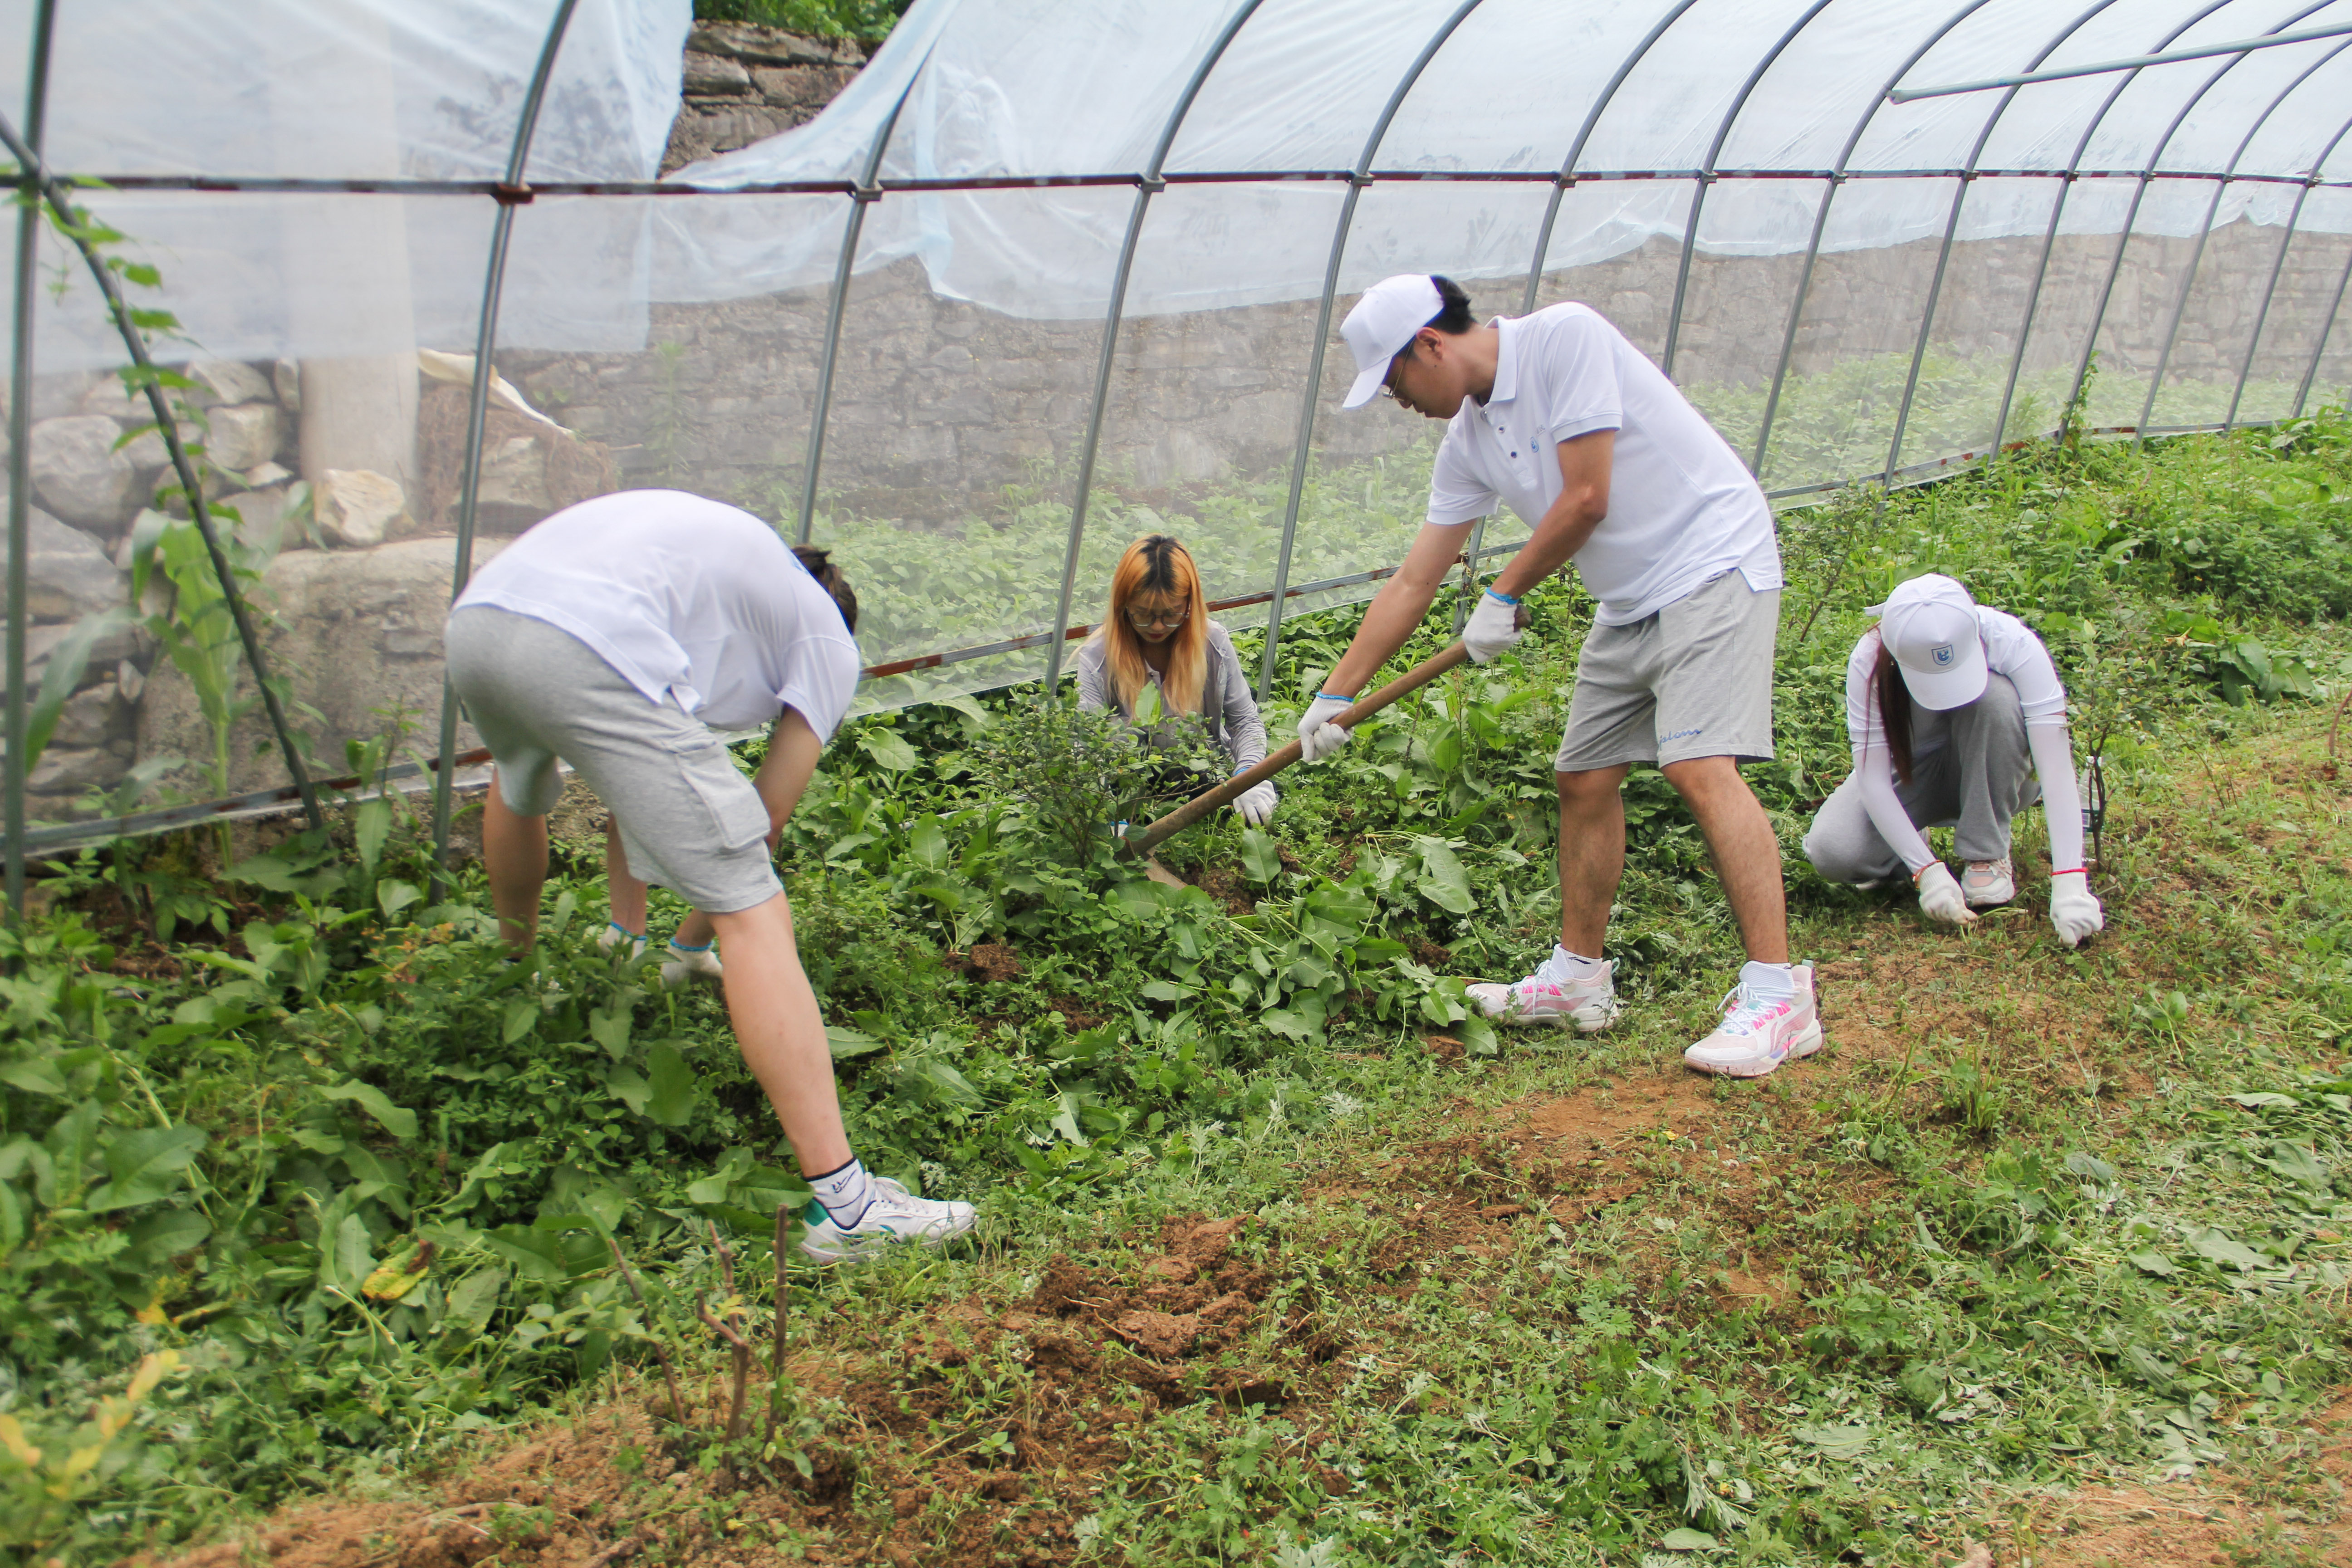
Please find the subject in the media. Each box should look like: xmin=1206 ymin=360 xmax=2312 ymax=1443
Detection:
xmin=2048 ymin=872 xmax=2103 ymax=948
xmin=1915 ymin=862 xmax=1978 ymax=926
xmin=1232 ymin=779 xmax=1278 ymax=826
xmin=1462 ymin=590 xmax=1524 ymax=665
xmin=1296 ymin=693 xmax=1353 ymax=763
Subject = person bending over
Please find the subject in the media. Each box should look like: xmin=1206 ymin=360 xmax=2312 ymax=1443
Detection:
xmin=1075 ymin=534 xmax=1276 ymax=826
xmin=1803 ymin=573 xmax=2104 ymax=948
xmin=1299 ymin=274 xmax=1817 ymax=1078
xmin=445 ymin=488 xmax=975 ymax=1263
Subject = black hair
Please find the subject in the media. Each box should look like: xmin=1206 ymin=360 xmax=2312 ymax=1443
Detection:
xmin=1872 ymin=638 xmax=1915 ymax=786
xmin=1136 ymin=534 xmax=1185 ymax=592
xmin=1426 ymin=274 xmax=1476 ymax=334
xmin=793 ymin=544 xmax=859 ymax=634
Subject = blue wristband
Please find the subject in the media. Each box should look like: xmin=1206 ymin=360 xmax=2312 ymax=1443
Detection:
xmin=669 ymin=938 xmax=714 ymax=953
xmin=1315 ymin=691 xmax=1353 ymax=703
xmin=1483 ymin=587 xmax=1519 ymax=606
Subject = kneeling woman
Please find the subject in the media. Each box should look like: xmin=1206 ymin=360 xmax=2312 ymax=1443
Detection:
xmin=1803 ymin=573 xmax=2103 ymax=947
xmin=1076 ymin=535 xmax=1275 ymax=825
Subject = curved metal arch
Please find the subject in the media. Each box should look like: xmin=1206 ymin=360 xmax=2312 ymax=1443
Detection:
xmin=1989 ymin=0 xmax=2246 ymax=451
xmin=1753 ymin=0 xmax=2059 ymax=480
xmin=5 ymin=0 xmax=57 ymax=920
xmin=2292 ymin=229 xmax=2352 ymax=414
xmin=1516 ymin=0 xmax=1708 ymax=317
xmin=2133 ymin=37 xmax=2352 ymax=442
xmin=794 ymin=40 xmax=941 ymax=545
xmin=2063 ymin=0 xmax=2338 ymax=428
xmin=427 ymin=0 xmax=587 ymax=888
xmin=1659 ymin=0 xmax=1845 ymax=379
xmin=1254 ymin=0 xmax=1495 ymax=703
xmin=2223 ymin=108 xmax=2352 ymax=424
xmin=1037 ymin=0 xmax=1278 ymax=690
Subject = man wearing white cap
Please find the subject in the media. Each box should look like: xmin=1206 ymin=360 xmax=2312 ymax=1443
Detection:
xmin=1297 ymin=274 xmax=1816 ymax=1078
xmin=1803 ymin=573 xmax=2104 ymax=946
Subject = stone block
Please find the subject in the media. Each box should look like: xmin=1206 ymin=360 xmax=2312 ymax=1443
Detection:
xmin=314 ymin=469 xmax=409 ymax=548
xmin=27 ymin=745 xmax=115 ymax=796
xmin=78 ymin=374 xmax=150 ymax=422
xmin=52 ymin=678 xmax=129 ymax=749
xmin=683 ymin=50 xmax=751 ymax=94
xmin=118 ymin=421 xmax=204 ymax=474
xmin=206 ymin=403 xmax=282 ymax=472
xmin=272 ymin=360 xmax=302 ymax=413
xmin=753 ymin=65 xmax=856 ymax=109
xmin=0 ymin=506 xmax=129 ymax=620
xmin=31 ymin=416 xmax=139 ymax=531
xmin=687 ymin=20 xmax=859 ymax=66
xmin=188 ymin=360 xmax=274 ymax=408
xmin=21 ymin=618 xmax=139 ymax=682
xmin=135 ymin=536 xmax=506 ymax=795
xmin=478 ymin=436 xmax=553 ymax=511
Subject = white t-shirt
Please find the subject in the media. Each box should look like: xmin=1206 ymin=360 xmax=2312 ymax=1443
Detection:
xmin=1426 ymin=303 xmax=1781 ymax=626
xmin=455 ymin=490 xmax=862 ymax=740
xmin=1843 ymin=606 xmax=2068 ymax=761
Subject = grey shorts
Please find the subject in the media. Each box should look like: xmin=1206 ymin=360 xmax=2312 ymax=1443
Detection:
xmin=445 ymin=605 xmax=781 ymax=915
xmin=1553 ymin=570 xmax=1780 ymax=773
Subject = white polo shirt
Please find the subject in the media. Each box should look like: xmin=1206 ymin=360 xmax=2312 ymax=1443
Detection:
xmin=455 ymin=489 xmax=862 ymax=740
xmin=1426 ymin=303 xmax=1780 ymax=627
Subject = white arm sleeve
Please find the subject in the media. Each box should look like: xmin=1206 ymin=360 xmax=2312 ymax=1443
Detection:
xmin=2027 ymin=723 xmax=2087 ymax=873
xmin=1854 ymin=741 xmax=1936 ymax=875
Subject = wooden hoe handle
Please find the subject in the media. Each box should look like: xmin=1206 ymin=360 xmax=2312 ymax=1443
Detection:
xmin=1120 ymin=639 xmax=1475 ymax=858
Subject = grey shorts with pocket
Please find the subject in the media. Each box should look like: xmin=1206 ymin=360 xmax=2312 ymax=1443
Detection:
xmin=445 ymin=605 xmax=781 ymax=915
xmin=1553 ymin=569 xmax=1780 ymax=773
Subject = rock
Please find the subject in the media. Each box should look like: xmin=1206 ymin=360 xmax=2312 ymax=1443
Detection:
xmin=752 ymin=64 xmax=858 ymax=109
xmin=116 ymin=660 xmax=143 ymax=703
xmin=51 ymin=678 xmax=128 ymax=749
xmin=23 ymin=618 xmax=139 ymax=682
xmin=136 ymin=536 xmax=508 ymax=795
xmin=31 ymin=373 xmax=96 ymax=421
xmin=30 ymin=415 xmax=138 ymax=529
xmin=0 ymin=506 xmax=129 ymax=619
xmin=206 ymin=403 xmax=282 ymax=472
xmin=78 ymin=373 xmax=150 ymax=422
xmin=272 ymin=359 xmax=302 ymax=413
xmin=313 ymin=469 xmax=409 ymax=547
xmin=214 ymin=486 xmax=295 ymax=551
xmin=27 ymin=744 xmax=115 ymax=795
xmin=686 ymin=20 xmax=860 ymax=66
xmin=244 ymin=460 xmax=292 ymax=489
xmin=478 ymin=436 xmax=552 ymax=511
xmin=188 ymin=359 xmax=273 ymax=408
xmin=682 ymin=49 xmax=751 ymax=94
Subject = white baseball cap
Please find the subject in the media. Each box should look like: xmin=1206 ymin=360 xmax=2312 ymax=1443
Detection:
xmin=1867 ymin=573 xmax=1987 ymax=710
xmin=1339 ymin=274 xmax=1443 ymax=410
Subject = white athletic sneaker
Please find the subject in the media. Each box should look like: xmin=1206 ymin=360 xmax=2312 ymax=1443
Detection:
xmin=1682 ymin=963 xmax=1823 ymax=1079
xmin=660 ymin=939 xmax=723 ymax=989
xmin=1464 ymin=950 xmax=1623 ymax=1032
xmin=1962 ymin=856 xmax=2015 ymax=908
xmin=796 ymin=1178 xmax=978 ymax=1264
xmin=596 ymin=921 xmax=647 ymax=962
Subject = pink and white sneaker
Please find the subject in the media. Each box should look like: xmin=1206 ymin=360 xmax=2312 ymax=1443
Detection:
xmin=1465 ymin=949 xmax=1623 ymax=1033
xmin=1682 ymin=963 xmax=1823 ymax=1078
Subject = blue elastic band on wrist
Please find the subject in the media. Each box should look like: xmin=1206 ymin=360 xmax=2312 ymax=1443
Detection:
xmin=609 ymin=920 xmax=642 ymax=940
xmin=1316 ymin=691 xmax=1353 ymax=702
xmin=1484 ymin=588 xmax=1519 ymax=606
xmin=669 ymin=938 xmax=713 ymax=953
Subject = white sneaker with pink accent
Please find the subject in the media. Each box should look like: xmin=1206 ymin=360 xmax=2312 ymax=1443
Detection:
xmin=1682 ymin=962 xmax=1823 ymax=1078
xmin=1465 ymin=948 xmax=1623 ymax=1033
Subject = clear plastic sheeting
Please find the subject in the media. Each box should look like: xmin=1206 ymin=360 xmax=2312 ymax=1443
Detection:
xmin=3 ymin=0 xmax=2352 ymax=857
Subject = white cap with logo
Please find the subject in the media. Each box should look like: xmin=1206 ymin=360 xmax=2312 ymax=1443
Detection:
xmin=1866 ymin=573 xmax=1987 ymax=710
xmin=1339 ymin=274 xmax=1442 ymax=410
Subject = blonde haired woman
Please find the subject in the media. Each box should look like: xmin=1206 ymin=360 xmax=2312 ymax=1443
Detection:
xmin=1075 ymin=534 xmax=1276 ymax=825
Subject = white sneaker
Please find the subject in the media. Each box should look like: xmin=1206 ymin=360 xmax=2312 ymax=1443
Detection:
xmin=660 ymin=939 xmax=723 ymax=989
xmin=596 ymin=921 xmax=647 ymax=962
xmin=796 ymin=1178 xmax=977 ymax=1264
xmin=1682 ymin=963 xmax=1823 ymax=1079
xmin=1962 ymin=856 xmax=2014 ymax=907
xmin=1464 ymin=949 xmax=1622 ymax=1032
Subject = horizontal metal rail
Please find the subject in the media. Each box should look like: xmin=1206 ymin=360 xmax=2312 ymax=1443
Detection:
xmin=67 ymin=166 xmax=2352 ymax=197
xmin=1891 ymin=20 xmax=2352 ymax=101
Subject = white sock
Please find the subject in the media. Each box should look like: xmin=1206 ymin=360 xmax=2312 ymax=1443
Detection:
xmin=805 ymin=1156 xmax=874 ymax=1228
xmin=1740 ymin=960 xmax=1796 ymax=999
xmin=1550 ymin=945 xmax=1606 ymax=976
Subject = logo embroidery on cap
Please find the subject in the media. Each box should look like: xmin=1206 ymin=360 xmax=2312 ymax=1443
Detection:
xmin=1930 ymin=643 xmax=1955 ymax=668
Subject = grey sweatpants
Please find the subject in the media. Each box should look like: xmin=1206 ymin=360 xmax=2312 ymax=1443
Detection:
xmin=1803 ymin=672 xmax=2040 ymax=882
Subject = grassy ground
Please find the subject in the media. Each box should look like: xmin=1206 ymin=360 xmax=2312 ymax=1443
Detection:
xmin=9 ymin=417 xmax=2352 ymax=1568
xmin=157 ymin=703 xmax=2352 ymax=1568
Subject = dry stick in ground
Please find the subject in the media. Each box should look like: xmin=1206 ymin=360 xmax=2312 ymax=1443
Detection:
xmin=604 ymin=1235 xmax=689 ymax=1424
xmin=696 ymin=1291 xmax=755 ymax=1443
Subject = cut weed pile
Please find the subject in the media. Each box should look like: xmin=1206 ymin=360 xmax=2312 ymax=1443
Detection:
xmin=13 ymin=414 xmax=2352 ymax=1566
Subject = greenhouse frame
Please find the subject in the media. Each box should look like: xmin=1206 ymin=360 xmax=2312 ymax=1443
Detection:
xmin=4 ymin=0 xmax=2351 ymax=909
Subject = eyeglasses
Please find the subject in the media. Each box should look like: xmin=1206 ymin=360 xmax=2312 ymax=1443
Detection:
xmin=1125 ymin=604 xmax=1191 ymax=631
xmin=1382 ymin=346 xmax=1415 ymax=406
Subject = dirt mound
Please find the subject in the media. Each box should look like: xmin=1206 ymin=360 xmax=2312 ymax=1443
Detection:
xmin=153 ymin=1216 xmax=1321 ymax=1568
